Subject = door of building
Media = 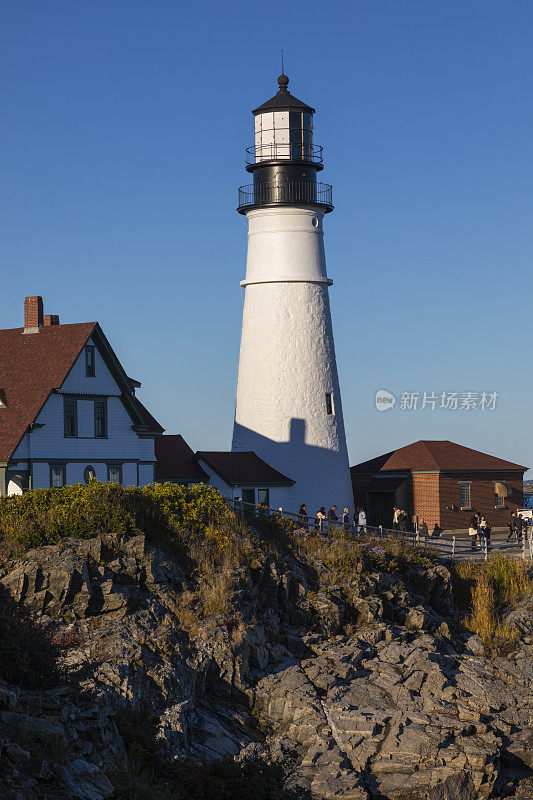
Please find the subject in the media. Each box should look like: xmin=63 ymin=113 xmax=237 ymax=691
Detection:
xmin=367 ymin=491 xmax=396 ymax=528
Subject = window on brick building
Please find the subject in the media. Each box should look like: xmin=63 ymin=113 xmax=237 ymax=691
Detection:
xmin=494 ymin=482 xmax=507 ymax=508
xmin=459 ymin=483 xmax=471 ymax=510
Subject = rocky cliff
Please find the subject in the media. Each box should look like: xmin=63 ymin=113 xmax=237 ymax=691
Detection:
xmin=0 ymin=524 xmax=531 ymax=799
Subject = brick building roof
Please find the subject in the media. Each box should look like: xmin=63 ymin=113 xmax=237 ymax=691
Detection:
xmin=155 ymin=435 xmax=208 ymax=484
xmin=196 ymin=451 xmax=295 ymax=487
xmin=0 ymin=322 xmax=162 ymax=462
xmin=351 ymin=440 xmax=527 ymax=474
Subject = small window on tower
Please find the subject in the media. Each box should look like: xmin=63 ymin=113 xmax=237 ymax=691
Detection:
xmin=325 ymin=393 xmax=334 ymax=415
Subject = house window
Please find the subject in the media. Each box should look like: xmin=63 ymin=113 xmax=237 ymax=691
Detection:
xmin=94 ymin=399 xmax=107 ymax=438
xmin=85 ymin=346 xmax=95 ymax=377
xmin=459 ymin=483 xmax=471 ymax=510
xmin=257 ymin=489 xmax=270 ymax=507
xmin=107 ymin=464 xmax=122 ymax=484
xmin=241 ymin=488 xmax=255 ymax=508
xmin=84 ymin=465 xmax=96 ymax=484
xmin=325 ymin=392 xmax=334 ymax=415
xmin=64 ymin=397 xmax=77 ymax=437
xmin=495 ymin=483 xmax=507 ymax=508
xmin=50 ymin=464 xmax=66 ymax=488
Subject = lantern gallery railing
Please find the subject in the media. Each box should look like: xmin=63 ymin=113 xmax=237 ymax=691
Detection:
xmin=245 ymin=143 xmax=324 ymax=165
xmin=238 ymin=181 xmax=333 ymax=211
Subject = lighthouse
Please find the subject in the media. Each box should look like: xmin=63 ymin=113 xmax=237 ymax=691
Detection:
xmin=232 ymin=72 xmax=353 ymax=516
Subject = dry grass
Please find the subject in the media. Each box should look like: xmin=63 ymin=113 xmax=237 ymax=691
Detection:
xmin=200 ymin=571 xmax=233 ymax=617
xmin=455 ymin=553 xmax=532 ymax=651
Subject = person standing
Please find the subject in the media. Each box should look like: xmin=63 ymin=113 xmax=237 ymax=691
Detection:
xmin=516 ymin=513 xmax=526 ymax=545
xmin=358 ymin=507 xmax=367 ymax=534
xmin=392 ymin=506 xmax=400 ymax=530
xmin=315 ymin=507 xmax=327 ymax=532
xmin=507 ymin=511 xmax=517 ymax=541
xmin=342 ymin=507 xmax=350 ymax=532
xmin=469 ymin=512 xmax=479 ymax=551
xmin=298 ymin=504 xmax=308 ymax=529
xmin=398 ymin=509 xmax=407 ymax=533
xmin=419 ymin=519 xmax=428 ymax=538
xmin=478 ymin=515 xmax=488 ymax=551
xmin=327 ymin=505 xmax=339 ymax=531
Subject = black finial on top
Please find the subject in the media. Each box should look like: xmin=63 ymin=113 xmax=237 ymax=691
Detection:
xmin=277 ymin=49 xmax=289 ymax=92
xmin=277 ymin=72 xmax=289 ymax=93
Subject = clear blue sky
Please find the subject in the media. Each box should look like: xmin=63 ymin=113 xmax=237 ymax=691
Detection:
xmin=1 ymin=1 xmax=531 ymax=473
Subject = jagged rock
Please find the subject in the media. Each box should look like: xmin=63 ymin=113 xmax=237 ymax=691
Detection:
xmin=0 ymin=532 xmax=531 ymax=798
xmin=466 ymin=634 xmax=485 ymax=656
xmin=62 ymin=758 xmax=114 ymax=799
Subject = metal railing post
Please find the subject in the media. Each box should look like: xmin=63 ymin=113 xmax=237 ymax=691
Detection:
xmin=379 ymin=525 xmax=383 ymax=538
xmin=484 ymin=537 xmax=488 ymax=561
xmin=452 ymin=536 xmax=456 ymax=557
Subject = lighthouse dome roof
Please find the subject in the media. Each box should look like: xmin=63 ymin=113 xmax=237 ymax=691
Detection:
xmin=253 ymin=73 xmax=314 ymax=116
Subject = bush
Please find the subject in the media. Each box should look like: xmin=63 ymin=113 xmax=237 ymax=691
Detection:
xmin=0 ymin=482 xmax=235 ymax=553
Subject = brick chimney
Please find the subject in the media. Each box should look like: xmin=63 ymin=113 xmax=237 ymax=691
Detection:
xmin=23 ymin=296 xmax=44 ymax=334
xmin=44 ymin=314 xmax=60 ymax=326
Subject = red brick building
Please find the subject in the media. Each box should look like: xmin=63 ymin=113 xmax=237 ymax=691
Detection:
xmin=351 ymin=440 xmax=526 ymax=531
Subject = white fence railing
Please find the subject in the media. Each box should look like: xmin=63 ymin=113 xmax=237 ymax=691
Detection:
xmin=226 ymin=498 xmax=533 ymax=562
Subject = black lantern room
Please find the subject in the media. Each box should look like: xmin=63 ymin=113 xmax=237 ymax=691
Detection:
xmin=238 ymin=74 xmax=333 ymax=213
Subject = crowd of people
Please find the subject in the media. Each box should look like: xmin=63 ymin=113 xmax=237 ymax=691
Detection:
xmin=294 ymin=503 xmax=531 ymax=550
xmin=297 ymin=504 xmax=367 ymax=533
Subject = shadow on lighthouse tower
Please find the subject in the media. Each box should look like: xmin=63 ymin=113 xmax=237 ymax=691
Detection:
xmin=232 ymin=72 xmax=353 ymax=516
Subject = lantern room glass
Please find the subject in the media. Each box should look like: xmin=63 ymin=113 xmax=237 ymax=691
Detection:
xmin=254 ymin=110 xmax=313 ymax=162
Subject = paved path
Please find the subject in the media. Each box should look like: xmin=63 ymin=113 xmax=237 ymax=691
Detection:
xmin=423 ymin=529 xmax=529 ymax=562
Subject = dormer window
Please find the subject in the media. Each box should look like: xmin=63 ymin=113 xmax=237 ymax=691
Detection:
xmin=85 ymin=346 xmax=95 ymax=377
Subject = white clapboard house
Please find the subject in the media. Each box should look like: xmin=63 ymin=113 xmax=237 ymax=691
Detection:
xmin=0 ymin=296 xmax=163 ymax=495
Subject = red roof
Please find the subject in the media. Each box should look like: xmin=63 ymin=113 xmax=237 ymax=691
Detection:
xmin=0 ymin=322 xmax=163 ymax=462
xmin=131 ymin=396 xmax=165 ymax=435
xmin=351 ymin=440 xmax=527 ymax=474
xmin=0 ymin=322 xmax=96 ymax=461
xmin=155 ymin=435 xmax=208 ymax=484
xmin=196 ymin=451 xmax=295 ymax=487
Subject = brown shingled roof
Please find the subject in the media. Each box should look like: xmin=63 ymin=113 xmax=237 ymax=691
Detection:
xmin=351 ymin=440 xmax=527 ymax=474
xmin=0 ymin=322 xmax=96 ymax=461
xmin=196 ymin=451 xmax=294 ymax=487
xmin=155 ymin=435 xmax=208 ymax=484
xmin=131 ymin=396 xmax=165 ymax=435
xmin=0 ymin=321 xmax=164 ymax=462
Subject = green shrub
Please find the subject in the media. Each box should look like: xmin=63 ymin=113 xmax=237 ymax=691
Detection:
xmin=0 ymin=482 xmax=235 ymax=553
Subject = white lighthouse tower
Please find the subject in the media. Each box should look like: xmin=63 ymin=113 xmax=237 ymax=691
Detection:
xmin=232 ymin=72 xmax=353 ymax=516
